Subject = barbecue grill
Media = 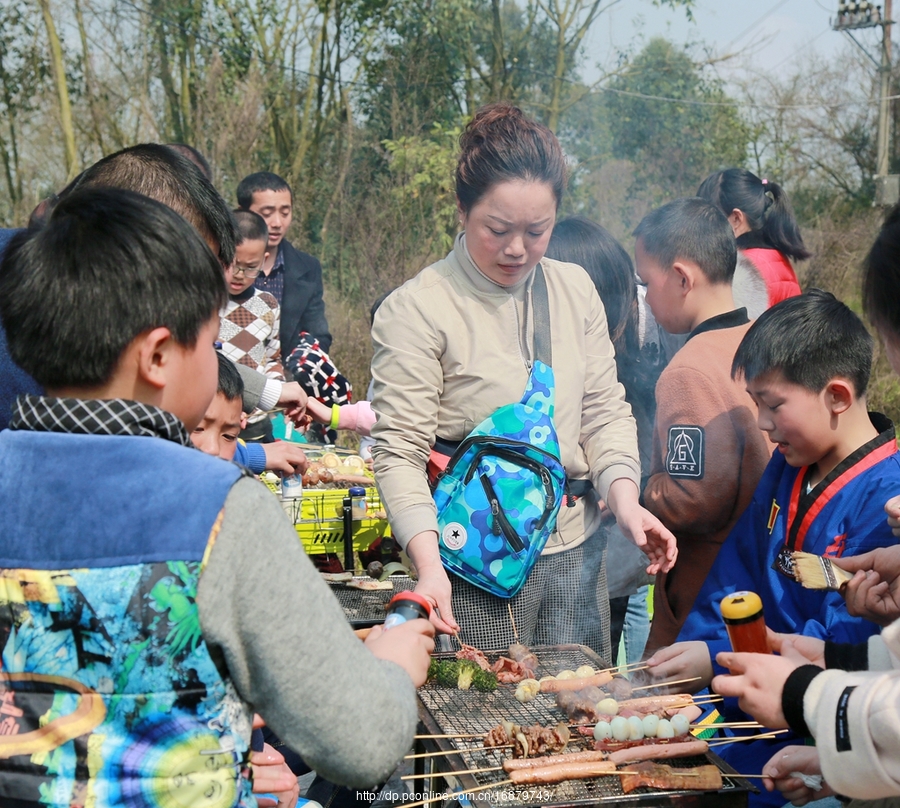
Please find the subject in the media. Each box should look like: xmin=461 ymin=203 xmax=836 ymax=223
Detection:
xmin=414 ymin=645 xmax=754 ymax=807
xmin=328 ymin=576 xmax=416 ymax=628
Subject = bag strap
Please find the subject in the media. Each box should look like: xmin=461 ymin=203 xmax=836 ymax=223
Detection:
xmin=532 ymin=263 xmax=552 ymax=366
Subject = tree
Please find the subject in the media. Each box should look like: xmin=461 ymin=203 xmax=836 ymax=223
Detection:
xmin=605 ymin=37 xmax=749 ymax=200
xmin=736 ymin=45 xmax=880 ymax=211
xmin=39 ymin=0 xmax=79 ymax=179
xmin=0 ymin=1 xmax=48 ymax=219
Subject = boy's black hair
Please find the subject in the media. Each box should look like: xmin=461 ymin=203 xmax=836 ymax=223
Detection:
xmin=58 ymin=143 xmax=238 ymax=265
xmin=633 ymin=197 xmax=737 ymax=284
xmin=232 ymin=209 xmax=269 ymax=245
xmin=166 ymin=143 xmax=213 ymax=179
xmin=0 ymin=188 xmax=227 ymax=390
xmin=732 ymin=289 xmax=873 ymax=396
xmin=236 ymin=172 xmax=293 ymax=210
xmin=216 ymin=352 xmax=244 ymax=401
xmin=863 ymin=202 xmax=900 ymax=341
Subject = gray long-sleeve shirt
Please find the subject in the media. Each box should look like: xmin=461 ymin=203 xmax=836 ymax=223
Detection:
xmin=197 ymin=477 xmax=418 ymax=786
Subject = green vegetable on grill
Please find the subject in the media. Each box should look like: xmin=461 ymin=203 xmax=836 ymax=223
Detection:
xmin=427 ymin=659 xmax=497 ymax=692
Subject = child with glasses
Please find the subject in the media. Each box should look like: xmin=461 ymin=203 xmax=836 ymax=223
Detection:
xmin=219 ymin=209 xmax=285 ymax=441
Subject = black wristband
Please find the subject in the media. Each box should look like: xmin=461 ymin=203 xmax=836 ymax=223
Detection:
xmin=781 ymin=664 xmax=823 ymax=737
xmin=825 ymin=640 xmax=868 ymax=671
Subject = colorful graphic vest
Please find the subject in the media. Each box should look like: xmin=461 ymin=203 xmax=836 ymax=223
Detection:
xmin=0 ymin=430 xmax=249 ymax=808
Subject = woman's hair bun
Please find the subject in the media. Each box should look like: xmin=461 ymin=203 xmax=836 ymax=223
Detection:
xmin=456 ymin=103 xmax=566 ymax=213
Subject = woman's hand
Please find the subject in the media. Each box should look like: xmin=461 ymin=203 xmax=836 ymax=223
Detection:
xmin=406 ymin=531 xmax=459 ymax=634
xmin=606 ymin=478 xmax=677 ymax=574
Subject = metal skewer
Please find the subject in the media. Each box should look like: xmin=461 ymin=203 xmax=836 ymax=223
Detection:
xmin=404 ymin=745 xmax=511 ymax=760
xmin=403 ymin=766 xmax=705 ymax=779
xmin=708 ymin=729 xmax=789 ymax=746
xmin=401 ymin=765 xmax=503 ymax=780
xmin=413 ymin=732 xmax=484 ymax=739
xmin=506 ymin=601 xmax=519 ymax=642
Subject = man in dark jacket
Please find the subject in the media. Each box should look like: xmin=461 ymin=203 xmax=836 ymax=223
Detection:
xmin=237 ymin=172 xmax=332 ymax=355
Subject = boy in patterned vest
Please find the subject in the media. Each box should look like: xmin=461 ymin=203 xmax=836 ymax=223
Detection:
xmin=0 ymin=188 xmax=433 ymax=808
xmin=219 ymin=209 xmax=284 ymax=443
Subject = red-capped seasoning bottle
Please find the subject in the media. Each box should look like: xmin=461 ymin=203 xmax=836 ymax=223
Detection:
xmin=721 ymin=591 xmax=771 ymax=654
xmin=383 ymin=592 xmax=432 ymax=630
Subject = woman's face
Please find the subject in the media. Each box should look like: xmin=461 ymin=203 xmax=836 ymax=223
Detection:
xmin=459 ymin=179 xmax=557 ymax=287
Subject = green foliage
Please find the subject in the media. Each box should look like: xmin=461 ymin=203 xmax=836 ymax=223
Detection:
xmin=605 ymin=38 xmax=749 ymax=200
xmin=382 ymin=123 xmax=461 ymax=255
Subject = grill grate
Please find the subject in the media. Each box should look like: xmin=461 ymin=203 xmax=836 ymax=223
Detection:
xmin=328 ymin=576 xmax=416 ymax=627
xmin=416 ymin=645 xmax=751 ymax=807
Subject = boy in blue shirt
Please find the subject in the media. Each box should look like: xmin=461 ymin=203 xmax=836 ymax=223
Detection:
xmin=647 ymin=289 xmax=900 ymax=806
xmin=0 ymin=188 xmax=433 ymax=808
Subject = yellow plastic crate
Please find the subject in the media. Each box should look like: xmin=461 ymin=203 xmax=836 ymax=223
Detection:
xmin=267 ymin=482 xmax=390 ymax=555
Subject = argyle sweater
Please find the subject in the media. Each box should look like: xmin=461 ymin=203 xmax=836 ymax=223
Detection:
xmin=219 ymin=288 xmax=285 ymax=381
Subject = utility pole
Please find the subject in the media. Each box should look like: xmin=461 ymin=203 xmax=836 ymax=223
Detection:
xmin=877 ymin=0 xmax=893 ymax=178
xmin=834 ymin=0 xmax=897 ymax=205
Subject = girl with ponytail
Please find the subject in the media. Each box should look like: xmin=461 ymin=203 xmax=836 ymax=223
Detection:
xmin=698 ymin=168 xmax=810 ymax=308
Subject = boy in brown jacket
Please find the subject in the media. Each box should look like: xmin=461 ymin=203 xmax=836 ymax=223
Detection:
xmin=635 ymin=197 xmax=774 ymax=651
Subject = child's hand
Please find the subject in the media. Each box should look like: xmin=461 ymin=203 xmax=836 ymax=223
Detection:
xmin=250 ymin=743 xmax=300 ymax=808
xmin=767 ymin=629 xmax=825 ymax=668
xmin=886 ymin=494 xmax=900 ymax=538
xmin=712 ymin=639 xmax=813 ymax=729
xmin=304 ymin=397 xmax=331 ymax=426
xmin=277 ymin=382 xmax=308 ymax=426
xmin=834 ymin=545 xmax=900 ymax=626
xmin=762 ymin=746 xmax=833 ymax=806
xmin=262 ymin=442 xmax=309 ymax=475
xmin=644 ymin=641 xmax=712 ymax=692
xmin=364 ymin=619 xmax=435 ymax=687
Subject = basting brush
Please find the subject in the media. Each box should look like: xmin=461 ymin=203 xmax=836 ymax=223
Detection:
xmin=791 ymin=551 xmax=853 ymax=591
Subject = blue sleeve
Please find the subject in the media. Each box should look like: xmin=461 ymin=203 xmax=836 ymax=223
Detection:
xmin=233 ymin=440 xmax=266 ymax=474
xmin=678 ymin=489 xmax=767 ymax=653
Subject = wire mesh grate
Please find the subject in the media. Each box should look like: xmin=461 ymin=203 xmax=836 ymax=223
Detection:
xmin=416 ymin=645 xmax=752 ymax=806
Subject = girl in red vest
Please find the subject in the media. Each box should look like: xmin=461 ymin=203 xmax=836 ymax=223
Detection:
xmin=699 ymin=168 xmax=810 ymax=308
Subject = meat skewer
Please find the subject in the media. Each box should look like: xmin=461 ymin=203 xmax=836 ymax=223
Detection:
xmin=502 ymin=749 xmax=610 ymax=771
xmin=620 ymin=763 xmax=723 ymax=793
xmin=607 ymin=738 xmax=709 ymax=765
xmin=509 ymin=760 xmax=618 ymax=784
xmin=540 ymin=671 xmax=614 ymax=692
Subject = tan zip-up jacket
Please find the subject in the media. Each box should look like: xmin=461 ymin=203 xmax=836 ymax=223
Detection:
xmin=370 ymin=234 xmax=640 ymax=554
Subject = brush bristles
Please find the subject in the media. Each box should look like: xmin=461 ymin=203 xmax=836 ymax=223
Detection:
xmin=791 ymin=551 xmax=854 ymax=591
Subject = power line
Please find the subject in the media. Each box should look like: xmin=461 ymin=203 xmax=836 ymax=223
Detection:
xmin=113 ymin=0 xmax=893 ymax=112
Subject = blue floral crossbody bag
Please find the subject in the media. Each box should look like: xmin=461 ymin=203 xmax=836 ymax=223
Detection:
xmin=431 ymin=265 xmax=568 ymax=598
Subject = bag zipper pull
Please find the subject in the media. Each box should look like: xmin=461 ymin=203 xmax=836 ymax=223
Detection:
xmin=564 ymin=477 xmax=576 ymax=508
xmin=490 ymin=499 xmax=502 ymax=535
xmin=541 ymin=468 xmax=554 ymax=510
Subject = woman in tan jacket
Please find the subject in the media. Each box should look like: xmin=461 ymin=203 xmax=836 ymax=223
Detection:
xmin=370 ymin=104 xmax=675 ymax=657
